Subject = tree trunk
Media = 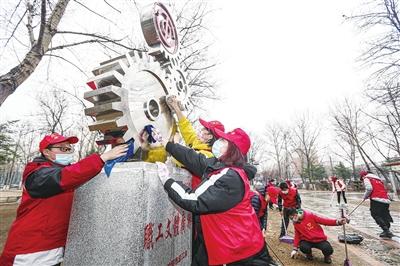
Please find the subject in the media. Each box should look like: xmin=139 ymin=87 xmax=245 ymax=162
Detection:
xmin=0 ymin=0 xmax=70 ymax=106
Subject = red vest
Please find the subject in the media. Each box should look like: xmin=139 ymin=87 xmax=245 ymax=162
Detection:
xmin=280 ymin=187 xmax=298 ymax=208
xmin=266 ymin=186 xmax=279 ymax=204
xmin=367 ymin=177 xmax=389 ymax=199
xmin=200 ymin=167 xmax=265 ymax=265
xmin=257 ymin=193 xmax=267 ymax=218
xmin=0 ymin=155 xmax=103 ymax=265
xmin=191 ymin=174 xmax=202 ymax=189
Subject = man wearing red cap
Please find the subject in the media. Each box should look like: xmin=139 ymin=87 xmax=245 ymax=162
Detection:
xmin=359 ymin=170 xmax=394 ymax=238
xmin=0 ymin=133 xmax=127 ymax=266
xmin=156 ymin=128 xmax=276 ymax=265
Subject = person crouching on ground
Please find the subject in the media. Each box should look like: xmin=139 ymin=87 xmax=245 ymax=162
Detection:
xmin=278 ymin=181 xmax=301 ymax=238
xmin=360 ymin=170 xmax=394 ymax=238
xmin=0 ymin=133 xmax=127 ymax=266
xmin=157 ymin=128 xmax=276 ymax=265
xmin=287 ymin=208 xmax=348 ymax=264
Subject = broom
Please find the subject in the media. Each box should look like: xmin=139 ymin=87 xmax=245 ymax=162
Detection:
xmin=279 ymin=210 xmax=294 ymax=244
xmin=340 ymin=206 xmax=351 ymax=266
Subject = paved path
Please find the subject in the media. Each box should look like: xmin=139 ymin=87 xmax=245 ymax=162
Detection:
xmin=300 ymin=190 xmax=400 ymax=265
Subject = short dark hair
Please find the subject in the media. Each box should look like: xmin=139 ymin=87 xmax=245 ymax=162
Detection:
xmin=279 ymin=181 xmax=289 ymax=190
xmin=286 ymin=208 xmax=298 ymax=216
xmin=219 ymin=140 xmax=246 ymax=167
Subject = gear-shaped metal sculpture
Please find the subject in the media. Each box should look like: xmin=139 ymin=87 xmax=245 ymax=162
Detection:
xmin=84 ymin=2 xmax=190 ymax=155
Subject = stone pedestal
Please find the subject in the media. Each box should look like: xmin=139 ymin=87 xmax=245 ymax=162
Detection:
xmin=64 ymin=162 xmax=192 ymax=266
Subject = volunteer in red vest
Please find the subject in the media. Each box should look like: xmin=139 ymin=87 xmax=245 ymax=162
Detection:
xmin=265 ymin=180 xmax=279 ymax=210
xmin=287 ymin=208 xmax=348 ymax=264
xmin=165 ymin=96 xmax=225 ymax=266
xmin=329 ymin=175 xmax=347 ymax=205
xmin=250 ymin=187 xmax=268 ymax=230
xmin=278 ymin=181 xmax=301 ymax=238
xmin=0 ymin=133 xmax=127 ymax=266
xmin=157 ymin=128 xmax=276 ymax=265
xmin=360 ymin=170 xmax=394 ymax=238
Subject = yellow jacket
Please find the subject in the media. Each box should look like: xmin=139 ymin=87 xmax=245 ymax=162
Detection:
xmin=143 ymin=117 xmax=213 ymax=163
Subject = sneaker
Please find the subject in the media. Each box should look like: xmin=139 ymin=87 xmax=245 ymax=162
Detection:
xmin=379 ymin=230 xmax=394 ymax=238
xmin=335 ymin=203 xmax=340 ymax=207
xmin=324 ymin=255 xmax=332 ymax=264
xmin=305 ymin=254 xmax=313 ymax=260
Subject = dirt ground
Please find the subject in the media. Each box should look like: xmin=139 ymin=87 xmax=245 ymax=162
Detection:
xmin=0 ymin=203 xmax=18 ymax=252
xmin=264 ymin=208 xmax=385 ymax=266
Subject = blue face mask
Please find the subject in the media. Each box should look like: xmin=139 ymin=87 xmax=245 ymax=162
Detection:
xmin=54 ymin=153 xmax=74 ymax=165
xmin=212 ymin=139 xmax=225 ymax=158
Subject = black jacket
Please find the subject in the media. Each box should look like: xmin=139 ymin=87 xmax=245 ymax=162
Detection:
xmin=164 ymin=142 xmax=257 ymax=214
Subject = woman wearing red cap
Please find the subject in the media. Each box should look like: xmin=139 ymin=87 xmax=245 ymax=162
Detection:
xmin=0 ymin=133 xmax=127 ymax=266
xmin=156 ymin=128 xmax=276 ymax=265
xmin=140 ymin=96 xmax=225 ymax=265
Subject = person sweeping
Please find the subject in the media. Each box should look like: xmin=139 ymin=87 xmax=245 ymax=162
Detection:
xmin=360 ymin=170 xmax=394 ymax=238
xmin=277 ymin=181 xmax=301 ymax=239
xmin=287 ymin=208 xmax=348 ymax=264
xmin=329 ymin=175 xmax=347 ymax=206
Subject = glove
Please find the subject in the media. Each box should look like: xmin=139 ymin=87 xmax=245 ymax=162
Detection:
xmin=156 ymin=162 xmax=170 ymax=185
xmin=290 ymin=249 xmax=298 ymax=258
xmin=336 ymin=218 xmax=348 ymax=225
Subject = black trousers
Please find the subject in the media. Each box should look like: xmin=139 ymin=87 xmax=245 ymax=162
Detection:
xmin=336 ymin=191 xmax=347 ymax=204
xmin=227 ymin=244 xmax=275 ymax=266
xmin=370 ymin=200 xmax=393 ymax=231
xmin=299 ymin=240 xmax=333 ymax=257
xmin=191 ymin=215 xmax=208 ymax=266
xmin=280 ymin=208 xmax=290 ymax=236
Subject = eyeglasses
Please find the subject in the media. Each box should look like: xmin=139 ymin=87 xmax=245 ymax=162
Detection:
xmin=48 ymin=146 xmax=74 ymax=153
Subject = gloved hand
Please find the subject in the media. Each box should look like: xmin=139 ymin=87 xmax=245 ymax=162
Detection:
xmin=290 ymin=249 xmax=298 ymax=259
xmin=336 ymin=218 xmax=348 ymax=225
xmin=156 ymin=162 xmax=170 ymax=185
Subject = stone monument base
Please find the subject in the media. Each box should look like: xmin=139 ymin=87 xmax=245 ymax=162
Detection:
xmin=64 ymin=162 xmax=192 ymax=266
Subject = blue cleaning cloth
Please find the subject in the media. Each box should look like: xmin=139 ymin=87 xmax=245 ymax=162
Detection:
xmin=144 ymin=125 xmax=157 ymax=143
xmin=104 ymin=139 xmax=135 ymax=177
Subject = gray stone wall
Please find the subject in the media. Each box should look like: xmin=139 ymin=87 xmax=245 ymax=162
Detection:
xmin=64 ymin=162 xmax=192 ymax=266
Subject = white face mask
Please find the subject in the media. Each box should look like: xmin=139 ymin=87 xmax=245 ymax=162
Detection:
xmin=212 ymin=139 xmax=226 ymax=158
xmin=281 ymin=190 xmax=289 ymax=195
xmin=54 ymin=153 xmax=74 ymax=165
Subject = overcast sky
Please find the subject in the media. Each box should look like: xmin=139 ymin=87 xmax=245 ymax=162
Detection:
xmin=1 ymin=0 xmax=368 ymax=138
xmin=204 ymin=0 xmax=368 ymax=134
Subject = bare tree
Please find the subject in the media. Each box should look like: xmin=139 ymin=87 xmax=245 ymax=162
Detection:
xmin=247 ymin=133 xmax=266 ymax=166
xmin=345 ymin=0 xmax=400 ymax=90
xmin=366 ymin=83 xmax=400 ymax=157
xmin=0 ymin=0 xmax=218 ymax=111
xmin=264 ymin=123 xmax=285 ymax=178
xmin=292 ymin=113 xmax=320 ymax=187
xmin=333 ymin=135 xmax=358 ymax=180
xmin=36 ymin=89 xmax=71 ymax=134
xmin=332 ymin=98 xmax=391 ymax=181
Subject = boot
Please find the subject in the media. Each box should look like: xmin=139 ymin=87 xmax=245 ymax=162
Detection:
xmin=324 ymin=255 xmax=332 ymax=264
xmin=379 ymin=230 xmax=394 ymax=238
xmin=305 ymin=253 xmax=313 ymax=260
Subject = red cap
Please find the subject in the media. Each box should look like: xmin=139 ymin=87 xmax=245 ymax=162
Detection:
xmin=214 ymin=128 xmax=251 ymax=155
xmin=359 ymin=170 xmax=368 ymax=178
xmin=39 ymin=133 xmax=79 ymax=152
xmin=199 ymin=118 xmax=225 ymax=136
